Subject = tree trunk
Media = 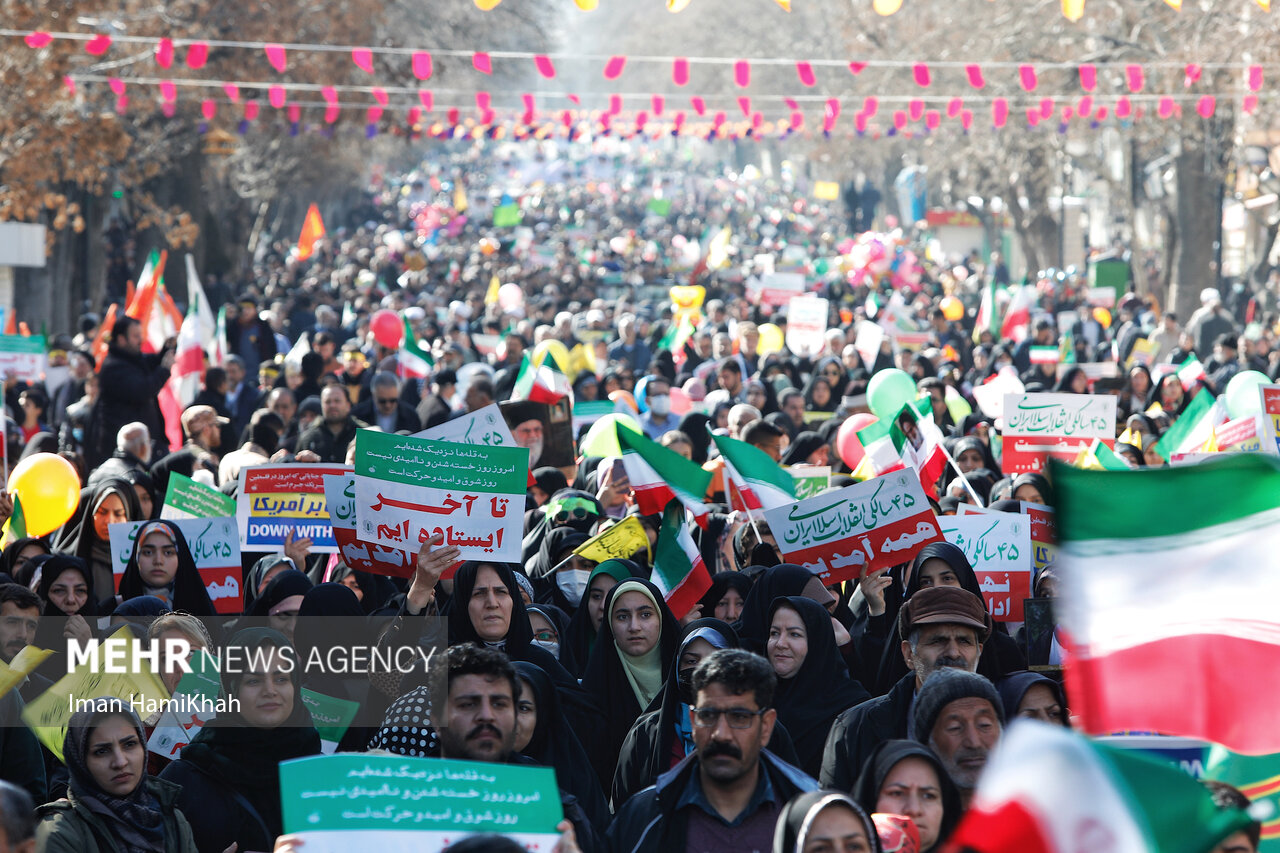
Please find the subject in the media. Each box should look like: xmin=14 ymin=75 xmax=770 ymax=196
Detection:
xmin=1169 ymin=144 xmax=1226 ymax=320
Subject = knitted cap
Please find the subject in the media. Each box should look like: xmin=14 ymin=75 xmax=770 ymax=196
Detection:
xmin=912 ymin=668 xmax=1004 ymax=743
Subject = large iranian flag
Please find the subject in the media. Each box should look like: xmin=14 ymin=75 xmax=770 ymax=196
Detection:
xmin=617 ymin=425 xmax=712 ymax=527
xmin=710 ymin=432 xmax=795 ymax=512
xmin=1152 ymin=389 xmax=1229 ymax=462
xmin=652 ymin=501 xmax=712 ymax=619
xmin=1055 ymin=454 xmax=1280 ymax=754
xmin=947 ymin=721 xmax=1254 ymax=853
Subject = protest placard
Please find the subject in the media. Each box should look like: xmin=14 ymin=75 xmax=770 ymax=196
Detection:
xmin=0 ymin=334 xmax=46 ymax=383
xmin=278 ymin=755 xmax=564 ymax=852
xmin=160 ymin=472 xmax=237 ymax=520
xmin=108 ymin=517 xmax=243 ymax=613
xmin=959 ymin=499 xmax=1056 ymax=580
xmin=412 ymin=402 xmax=515 ymax=447
xmin=854 ymin=322 xmax=885 ymax=372
xmin=237 ymin=464 xmax=350 ymax=553
xmin=301 ymin=688 xmax=360 ymax=754
xmin=323 ymin=474 xmax=417 ymax=579
xmin=972 ymin=367 xmax=1024 ymax=419
xmin=353 ymin=429 xmax=527 ymax=560
xmin=0 ymin=646 xmax=52 ymax=700
xmin=147 ymin=650 xmax=221 ymax=760
xmin=757 ymin=272 xmax=805 ymax=307
xmin=786 ymin=296 xmax=829 ymax=358
xmin=938 ymin=513 xmax=1033 ymax=621
xmin=573 ymin=516 xmax=651 ymax=563
xmin=763 ymin=471 xmax=943 ymax=584
xmin=788 ymin=466 xmax=831 ymax=500
xmin=1213 ymin=414 xmax=1267 ymax=454
xmin=1263 ymin=385 xmax=1280 ymax=455
xmin=1002 ymin=392 xmax=1117 ymax=474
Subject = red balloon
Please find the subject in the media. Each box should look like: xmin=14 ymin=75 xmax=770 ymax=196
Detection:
xmin=836 ymin=412 xmax=879 ymax=470
xmin=370 ymin=309 xmax=403 ymax=350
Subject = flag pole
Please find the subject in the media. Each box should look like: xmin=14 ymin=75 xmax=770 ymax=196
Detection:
xmin=935 ymin=437 xmax=984 ymax=507
xmin=723 ymin=456 xmax=765 ymax=543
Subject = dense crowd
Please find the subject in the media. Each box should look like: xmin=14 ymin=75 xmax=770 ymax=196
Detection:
xmin=0 ymin=141 xmax=1265 ymax=853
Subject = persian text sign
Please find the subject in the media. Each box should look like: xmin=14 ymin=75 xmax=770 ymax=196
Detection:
xmin=764 ymin=471 xmax=943 ymax=584
xmin=237 ymin=464 xmax=351 ymax=552
xmin=412 ymin=403 xmax=515 ymax=447
xmin=939 ymin=513 xmax=1032 ymax=622
xmin=323 ymin=474 xmax=416 ymax=579
xmin=353 ymin=430 xmax=527 ymax=561
xmin=1002 ymin=393 xmax=1116 ymax=474
xmin=1263 ymin=385 xmax=1280 ymax=455
xmin=279 ymin=755 xmax=563 ymax=852
xmin=108 ymin=518 xmax=243 ymax=613
xmin=161 ymin=472 xmax=237 ymax=520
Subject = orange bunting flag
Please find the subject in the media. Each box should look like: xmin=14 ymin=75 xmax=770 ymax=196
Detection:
xmin=2 ymin=312 xmax=13 ymax=337
xmin=91 ymin=304 xmax=118 ymax=371
xmin=297 ymin=204 xmax=326 ymax=261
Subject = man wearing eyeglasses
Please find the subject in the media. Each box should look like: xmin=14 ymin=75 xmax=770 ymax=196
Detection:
xmin=353 ymin=372 xmax=422 ymax=434
xmin=607 ymin=649 xmax=817 ymax=853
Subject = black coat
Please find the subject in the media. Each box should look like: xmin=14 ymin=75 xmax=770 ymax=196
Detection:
xmin=86 ymin=344 xmax=169 ymax=467
xmin=820 ymin=672 xmax=915 ymax=790
xmin=352 ymin=398 xmax=423 ymax=433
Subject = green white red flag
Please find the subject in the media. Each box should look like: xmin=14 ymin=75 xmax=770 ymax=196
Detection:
xmin=617 ymin=425 xmax=711 ymax=527
xmin=651 ymin=501 xmax=712 ymax=619
xmin=397 ymin=315 xmax=434 ymax=381
xmin=1152 ymin=389 xmax=1228 ymax=461
xmin=855 ymin=399 xmax=948 ymax=497
xmin=512 ymin=352 xmax=571 ymax=404
xmin=710 ymin=432 xmax=795 ymax=512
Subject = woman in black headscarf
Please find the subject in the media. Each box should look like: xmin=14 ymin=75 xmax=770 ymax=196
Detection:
xmin=0 ymin=536 xmax=48 ymax=579
xmin=146 ymin=448 xmax=199 ymax=499
xmin=31 ymin=555 xmax=96 ymax=677
xmin=1010 ymin=472 xmax=1053 ymax=505
xmin=526 ymin=603 xmax=578 ymax=675
xmin=121 ymin=469 xmax=159 ymax=521
xmin=767 ymin=597 xmax=870 ymax=777
xmin=579 ymin=577 xmax=680 ymax=792
xmin=526 ymin=526 xmax=593 ymax=614
xmin=160 ymin=627 xmax=321 ymax=853
xmin=782 ymin=431 xmax=829 ymax=467
xmin=773 ymin=790 xmax=881 ymax=853
xmin=244 ymin=569 xmax=313 ymax=643
xmin=696 ymin=572 xmax=752 ymax=624
xmin=563 ymin=558 xmax=641 ymax=673
xmin=117 ymin=520 xmax=217 ymax=618
xmin=36 ymin=697 xmax=196 ymax=853
xmin=55 ymin=477 xmax=143 ymax=609
xmin=813 ymin=356 xmax=851 ymax=400
xmin=733 ymin=564 xmax=832 ymax=653
xmin=293 ymin=582 xmax=380 ymax=752
xmin=531 ymin=467 xmax=569 ymax=507
xmin=676 ymin=412 xmax=713 ymax=463
xmin=521 ymin=488 xmax=604 ymax=568
xmin=512 ymin=661 xmax=610 ymax=836
xmin=851 ymin=740 xmax=962 ymax=853
xmin=109 ymin=595 xmax=169 ymax=635
xmin=997 ymin=671 xmax=1068 ymax=727
xmin=802 ymin=375 xmax=839 ymax=413
xmin=241 ymin=553 xmax=293 ymax=615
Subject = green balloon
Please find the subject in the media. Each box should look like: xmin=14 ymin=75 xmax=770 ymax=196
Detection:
xmin=867 ymin=368 xmax=918 ymax=418
xmin=1225 ymin=370 xmax=1270 ymax=419
xmin=578 ymin=413 xmax=643 ymax=458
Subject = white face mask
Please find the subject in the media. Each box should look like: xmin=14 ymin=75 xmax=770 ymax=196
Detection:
xmin=555 ymin=569 xmax=591 ymax=605
xmin=648 ymin=395 xmax=671 ymax=416
xmin=533 ymin=638 xmax=561 ymax=659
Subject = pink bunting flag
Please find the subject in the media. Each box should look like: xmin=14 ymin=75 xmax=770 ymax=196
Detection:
xmin=825 ymin=98 xmax=840 ymax=127
xmin=961 ymin=110 xmax=973 ymax=130
xmin=1157 ymin=97 xmax=1175 ymax=118
xmin=651 ymin=94 xmax=664 ymax=115
xmin=1039 ymin=97 xmax=1054 ymax=119
xmin=854 ymin=113 xmax=867 ymax=133
xmin=1061 ymin=106 xmax=1074 ymax=121
xmin=849 ymin=61 xmax=867 ymax=75
xmin=947 ymin=97 xmax=963 ymax=119
xmin=108 ymin=78 xmax=126 ymax=96
xmin=159 ymin=80 xmax=176 ymax=101
xmin=264 ymin=44 xmax=286 ymax=72
xmin=1125 ymin=64 xmax=1144 ymax=92
xmin=352 ymin=48 xmax=374 ymax=73
xmin=691 ymin=96 xmax=706 ymax=116
xmin=793 ymin=111 xmax=806 ymax=130
xmin=418 ymin=91 xmax=433 ymax=110
xmin=604 ymin=56 xmax=626 ymax=80
xmin=925 ymin=110 xmax=941 ymax=129
xmin=223 ymin=83 xmax=240 ymax=102
xmin=992 ymin=98 xmax=1009 ymax=128
xmin=473 ymin=52 xmax=492 ymax=74
xmin=244 ymin=102 xmax=259 ymax=120
xmin=636 ymin=110 xmax=648 ymax=129
xmin=908 ymin=99 xmax=924 ymax=121
xmin=162 ymin=100 xmax=175 ymax=118
xmin=1184 ymin=63 xmax=1202 ymax=87
xmin=1197 ymin=95 xmax=1216 ymax=117
xmin=893 ymin=111 xmax=908 ymax=130
xmin=673 ymin=57 xmax=690 ymax=86
xmin=1096 ymin=106 xmax=1108 ymax=120
xmin=1249 ymin=65 xmax=1264 ymax=91
xmin=738 ymin=96 xmax=751 ymax=116
xmin=321 ymin=86 xmax=337 ymax=103
xmin=412 ymin=51 xmax=433 ymax=80
xmin=1026 ymin=108 xmax=1040 ymax=127
xmin=447 ymin=108 xmax=459 ymax=125
xmin=476 ymin=91 xmax=491 ymax=111
xmin=1116 ymin=96 xmax=1132 ymax=118
xmin=24 ymin=32 xmax=52 ymax=49
xmin=734 ymin=60 xmax=750 ymax=88
xmin=186 ymin=42 xmax=208 ymax=69
xmin=863 ymin=96 xmax=879 ymax=117
xmin=288 ymin=104 xmax=301 ymax=123
xmin=1019 ymin=65 xmax=1038 ymax=92
xmin=964 ymin=64 xmax=986 ymax=89
xmin=372 ymin=87 xmax=388 ymax=106
xmin=1079 ymin=64 xmax=1097 ymax=91
xmin=796 ymin=62 xmax=816 ymax=87
xmin=567 ymin=94 xmax=580 ymax=105
xmin=1245 ymin=94 xmax=1259 ymax=114
xmin=85 ymin=35 xmax=111 ymax=55
xmin=535 ymin=55 xmax=556 ymax=78
xmin=115 ymin=95 xmax=128 ymax=114
xmin=201 ymin=100 xmax=216 ymax=120
xmin=368 ymin=105 xmax=383 ymax=123
xmin=269 ymin=86 xmax=286 ymax=109
xmin=408 ymin=107 xmax=421 ymax=125
xmin=523 ymin=93 xmax=535 ymax=114
xmin=561 ymin=110 xmax=573 ymax=129
xmin=674 ymin=111 xmax=686 ymax=130
xmin=912 ymin=63 xmax=931 ymax=87
xmin=1078 ymin=95 xmax=1093 ymax=116
xmin=155 ymin=38 xmax=174 ymax=69
xmin=609 ymin=94 xmax=622 ymax=114
xmin=63 ymin=76 xmax=75 ymax=95
xmin=713 ymin=111 xmax=727 ymax=128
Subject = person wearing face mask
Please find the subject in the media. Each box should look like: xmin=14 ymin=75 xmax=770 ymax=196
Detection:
xmin=526 ymin=527 xmax=595 ymax=615
xmin=526 ymin=604 xmax=576 ymax=673
xmin=639 ymin=376 xmax=679 ymax=439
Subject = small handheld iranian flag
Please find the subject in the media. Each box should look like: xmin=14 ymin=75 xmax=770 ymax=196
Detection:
xmin=710 ymin=432 xmax=795 ymax=512
xmin=511 ymin=352 xmax=571 ymax=404
xmin=652 ymin=501 xmax=712 ymax=619
xmin=1152 ymin=389 xmax=1228 ymax=462
xmin=397 ymin=315 xmax=434 ymax=381
xmin=1029 ymin=345 xmax=1059 ymax=365
xmin=855 ymin=399 xmax=948 ymax=496
xmin=947 ymin=721 xmax=1255 ymax=853
xmin=1178 ymin=353 xmax=1207 ymax=391
xmin=618 ymin=425 xmax=712 ymax=527
xmin=0 ymin=495 xmax=25 ymax=548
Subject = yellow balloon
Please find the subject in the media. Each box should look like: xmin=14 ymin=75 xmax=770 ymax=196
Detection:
xmin=669 ymin=285 xmax=705 ymax=311
xmin=574 ymin=0 xmax=598 ymax=8
xmin=667 ymin=0 xmax=693 ymax=11
xmin=474 ymin=0 xmax=502 ymax=8
xmin=8 ymin=453 xmax=80 ymax=537
xmin=873 ymin=0 xmax=903 ymax=13
xmin=533 ymin=339 xmax=574 ymax=380
xmin=940 ymin=296 xmax=964 ymax=322
xmin=757 ymin=323 xmax=785 ymax=356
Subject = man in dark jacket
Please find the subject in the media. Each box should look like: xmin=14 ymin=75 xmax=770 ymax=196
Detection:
xmin=85 ymin=317 xmax=172 ymax=469
xmin=352 ymin=372 xmax=422 ymax=434
xmin=296 ymin=385 xmax=367 ymax=463
xmin=820 ymin=585 xmax=990 ymax=790
xmin=607 ymin=649 xmax=816 ymax=853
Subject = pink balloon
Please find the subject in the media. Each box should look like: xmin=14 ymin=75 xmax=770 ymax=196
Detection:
xmin=837 ymin=413 xmax=879 ymax=470
xmin=370 ymin=310 xmax=403 ymax=350
xmin=669 ymin=386 xmax=692 ymax=416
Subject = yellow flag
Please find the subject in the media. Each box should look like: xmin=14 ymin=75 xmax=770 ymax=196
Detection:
xmin=453 ymin=183 xmax=469 ymax=213
xmin=574 ymin=516 xmax=652 ymax=563
xmin=706 ymin=227 xmax=733 ymax=270
xmin=0 ymin=646 xmax=52 ymax=700
xmin=1117 ymin=427 xmax=1142 ymax=447
xmin=1145 ymin=401 xmax=1164 ymax=416
xmin=485 ymin=275 xmax=501 ymax=306
xmin=813 ymin=181 xmax=841 ymax=201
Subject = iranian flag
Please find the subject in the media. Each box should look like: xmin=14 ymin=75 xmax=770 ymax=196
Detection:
xmin=854 ymin=399 xmax=948 ymax=496
xmin=1029 ymin=345 xmax=1059 ymax=365
xmin=947 ymin=721 xmax=1254 ymax=853
xmin=1178 ymin=354 xmax=1208 ymax=391
xmin=1055 ymin=454 xmax=1280 ymax=754
xmin=972 ymin=276 xmax=1003 ymax=343
xmin=171 ymin=255 xmax=216 ymax=407
xmin=651 ymin=501 xmax=713 ymax=619
xmin=1152 ymin=389 xmax=1229 ymax=462
xmin=397 ymin=315 xmax=434 ymax=381
xmin=710 ymin=432 xmax=795 ymax=512
xmin=999 ymin=283 xmax=1038 ymax=342
xmin=511 ymin=352 xmax=571 ymax=404
xmin=617 ymin=425 xmax=712 ymax=528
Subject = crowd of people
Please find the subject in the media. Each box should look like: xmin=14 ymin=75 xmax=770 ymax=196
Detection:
xmin=0 ymin=141 xmax=1267 ymax=853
